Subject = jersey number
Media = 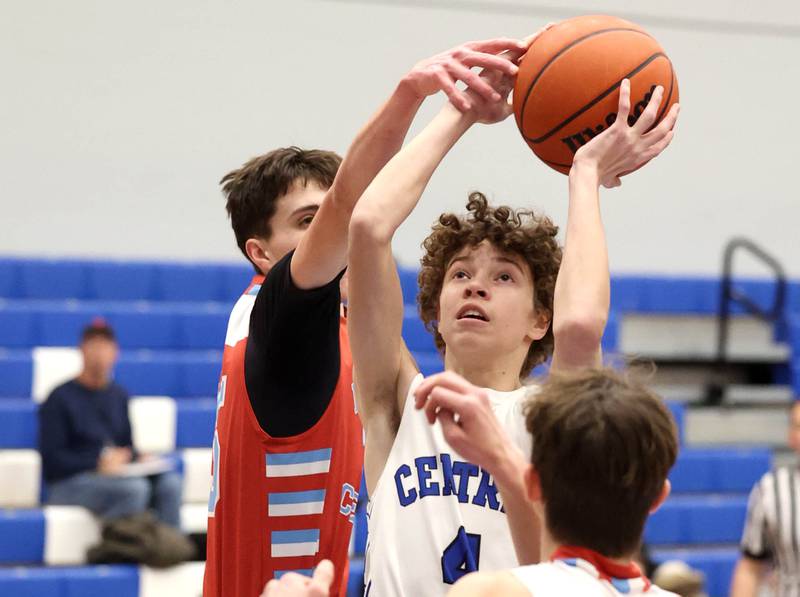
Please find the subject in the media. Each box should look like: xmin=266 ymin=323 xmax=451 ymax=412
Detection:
xmin=441 ymin=526 xmax=481 ymax=584
xmin=208 ymin=376 xmax=227 ymax=516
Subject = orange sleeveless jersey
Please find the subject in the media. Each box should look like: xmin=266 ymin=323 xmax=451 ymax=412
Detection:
xmin=204 ymin=276 xmax=363 ymax=597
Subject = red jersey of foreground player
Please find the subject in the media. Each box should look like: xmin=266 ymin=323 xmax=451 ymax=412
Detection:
xmin=204 ymin=276 xmax=362 ymax=597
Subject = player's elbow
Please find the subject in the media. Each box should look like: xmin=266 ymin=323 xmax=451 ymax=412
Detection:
xmin=349 ymin=206 xmax=394 ymax=250
xmin=553 ymin=313 xmax=606 ymax=357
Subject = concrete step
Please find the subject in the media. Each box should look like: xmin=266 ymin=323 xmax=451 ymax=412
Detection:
xmin=619 ymin=315 xmax=789 ymax=362
xmin=685 ymin=406 xmax=789 ymax=447
xmin=655 ymin=384 xmax=794 ymax=406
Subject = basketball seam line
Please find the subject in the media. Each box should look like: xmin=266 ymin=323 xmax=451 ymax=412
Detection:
xmin=518 ymin=27 xmax=657 ymax=132
xmin=523 ymin=52 xmax=667 ymax=144
xmin=540 ymin=57 xmax=676 ymax=172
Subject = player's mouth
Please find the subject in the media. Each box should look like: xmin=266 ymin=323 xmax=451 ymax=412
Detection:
xmin=456 ymin=304 xmax=490 ymax=322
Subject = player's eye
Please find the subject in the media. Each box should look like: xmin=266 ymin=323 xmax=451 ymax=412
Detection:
xmin=298 ymin=215 xmax=314 ymax=227
xmin=453 ymin=270 xmax=469 ymax=280
xmin=497 ymin=272 xmax=513 ymax=283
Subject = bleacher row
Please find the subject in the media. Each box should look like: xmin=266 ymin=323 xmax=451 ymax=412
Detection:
xmin=0 ymin=256 xmax=797 ymax=597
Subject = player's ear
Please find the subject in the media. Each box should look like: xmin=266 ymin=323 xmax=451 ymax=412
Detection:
xmin=526 ymin=309 xmax=550 ymax=343
xmin=524 ymin=464 xmax=542 ymax=504
xmin=245 ymin=237 xmax=272 ymax=275
xmin=649 ymin=480 xmax=671 ymax=514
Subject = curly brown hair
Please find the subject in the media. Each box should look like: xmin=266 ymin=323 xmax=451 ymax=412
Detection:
xmin=417 ymin=192 xmax=562 ymax=378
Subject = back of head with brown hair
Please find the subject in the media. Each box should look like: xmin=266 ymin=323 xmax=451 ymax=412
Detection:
xmin=525 ymin=368 xmax=678 ymax=558
xmin=416 ymin=192 xmax=562 ymax=378
xmin=220 ymin=146 xmax=341 ymax=269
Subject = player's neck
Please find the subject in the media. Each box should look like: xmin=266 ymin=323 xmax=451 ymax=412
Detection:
xmin=543 ymin=533 xmax=637 ymax=570
xmin=444 ymin=351 xmax=522 ymax=392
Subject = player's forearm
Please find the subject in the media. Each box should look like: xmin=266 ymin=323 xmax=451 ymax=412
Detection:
xmin=290 ymin=83 xmax=429 ymax=289
xmin=551 ymin=160 xmax=610 ymax=370
xmin=349 ymin=102 xmax=474 ymax=245
xmin=730 ymin=558 xmax=766 ymax=597
xmin=490 ymin=443 xmax=541 ymax=565
xmin=328 ymin=80 xmax=425 ymax=212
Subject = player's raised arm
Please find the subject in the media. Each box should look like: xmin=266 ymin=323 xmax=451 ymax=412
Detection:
xmin=291 ymin=39 xmax=526 ymax=290
xmin=348 ymin=39 xmax=526 ymax=490
xmin=550 ymin=79 xmax=680 ymax=371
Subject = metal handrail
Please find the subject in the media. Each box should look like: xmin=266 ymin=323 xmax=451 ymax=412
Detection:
xmin=706 ymin=237 xmax=787 ymax=405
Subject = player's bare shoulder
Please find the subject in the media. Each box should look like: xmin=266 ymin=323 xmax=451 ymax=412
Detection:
xmin=448 ymin=571 xmax=532 ymax=597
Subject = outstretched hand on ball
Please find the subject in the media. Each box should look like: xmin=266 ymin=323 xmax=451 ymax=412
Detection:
xmin=401 ymin=38 xmax=528 ymax=112
xmin=572 ymin=78 xmax=680 ymax=188
xmin=461 ymin=24 xmax=555 ymax=125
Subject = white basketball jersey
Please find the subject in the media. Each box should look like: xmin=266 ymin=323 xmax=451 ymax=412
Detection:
xmin=364 ymin=374 xmax=534 ymax=596
xmin=512 ymin=560 xmax=678 ymax=597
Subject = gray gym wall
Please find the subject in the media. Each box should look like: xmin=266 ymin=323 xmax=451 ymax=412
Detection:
xmin=1 ymin=0 xmax=798 ymax=275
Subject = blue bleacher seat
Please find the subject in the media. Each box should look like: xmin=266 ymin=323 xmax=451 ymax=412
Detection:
xmin=403 ymin=310 xmax=436 ymax=353
xmin=179 ymin=356 xmax=221 ymax=397
xmin=0 ymin=304 xmax=36 ymax=347
xmin=0 ymin=565 xmax=139 ymax=597
xmin=685 ymin=495 xmax=748 ymax=543
xmin=155 ymin=264 xmax=222 ymax=302
xmin=0 ymin=400 xmax=37 ymax=448
xmin=106 ymin=308 xmax=177 ymax=349
xmin=665 ymin=401 xmax=685 ymax=445
xmin=0 ymin=509 xmax=45 ymax=563
xmin=87 ymin=262 xmax=155 ymax=301
xmin=651 ymin=547 xmax=739 ymax=597
xmin=177 ymin=309 xmax=229 ymax=350
xmin=601 ymin=310 xmax=619 ymax=352
xmin=398 ymin=267 xmax=418 ymax=306
xmin=175 ymin=399 xmax=216 ymax=447
xmin=0 ymin=567 xmax=62 ymax=597
xmin=115 ymin=356 xmax=181 ymax=396
xmin=643 ymin=500 xmax=683 ymax=545
xmin=413 ymin=352 xmax=444 ymax=377
xmin=0 ymin=258 xmax=19 ymax=298
xmin=645 ymin=496 xmax=747 ymax=545
xmin=19 ymin=261 xmax=88 ymax=300
xmin=61 ymin=565 xmax=140 ymax=597
xmin=669 ymin=448 xmax=770 ymax=493
xmin=38 ymin=308 xmax=95 ymax=347
xmin=716 ymin=449 xmax=771 ymax=492
xmin=0 ymin=352 xmax=33 ymax=397
xmin=219 ymin=263 xmax=255 ymax=303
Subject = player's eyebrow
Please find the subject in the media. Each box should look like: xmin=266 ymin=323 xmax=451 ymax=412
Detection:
xmin=493 ymin=256 xmax=525 ymax=275
xmin=290 ymin=204 xmax=320 ymax=218
xmin=447 ymin=255 xmax=473 ymax=270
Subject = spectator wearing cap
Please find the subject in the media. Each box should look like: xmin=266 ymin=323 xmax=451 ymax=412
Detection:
xmin=38 ymin=319 xmax=182 ymax=527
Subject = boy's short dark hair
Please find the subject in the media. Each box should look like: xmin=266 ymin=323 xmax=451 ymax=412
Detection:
xmin=525 ymin=368 xmax=678 ymax=557
xmin=221 ymin=147 xmax=341 ymax=268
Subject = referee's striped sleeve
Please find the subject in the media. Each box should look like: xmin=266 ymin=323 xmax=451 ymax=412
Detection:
xmin=741 ymin=473 xmax=772 ymax=560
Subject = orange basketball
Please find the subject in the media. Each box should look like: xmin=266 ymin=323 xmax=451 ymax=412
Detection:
xmin=513 ymin=15 xmax=679 ymax=174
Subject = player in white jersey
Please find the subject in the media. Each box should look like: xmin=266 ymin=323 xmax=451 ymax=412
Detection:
xmin=412 ymin=368 xmax=680 ymax=597
xmin=346 ymin=28 xmax=680 ymax=597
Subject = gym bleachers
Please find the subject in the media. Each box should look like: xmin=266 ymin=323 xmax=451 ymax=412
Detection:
xmin=0 ymin=257 xmax=798 ymax=597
